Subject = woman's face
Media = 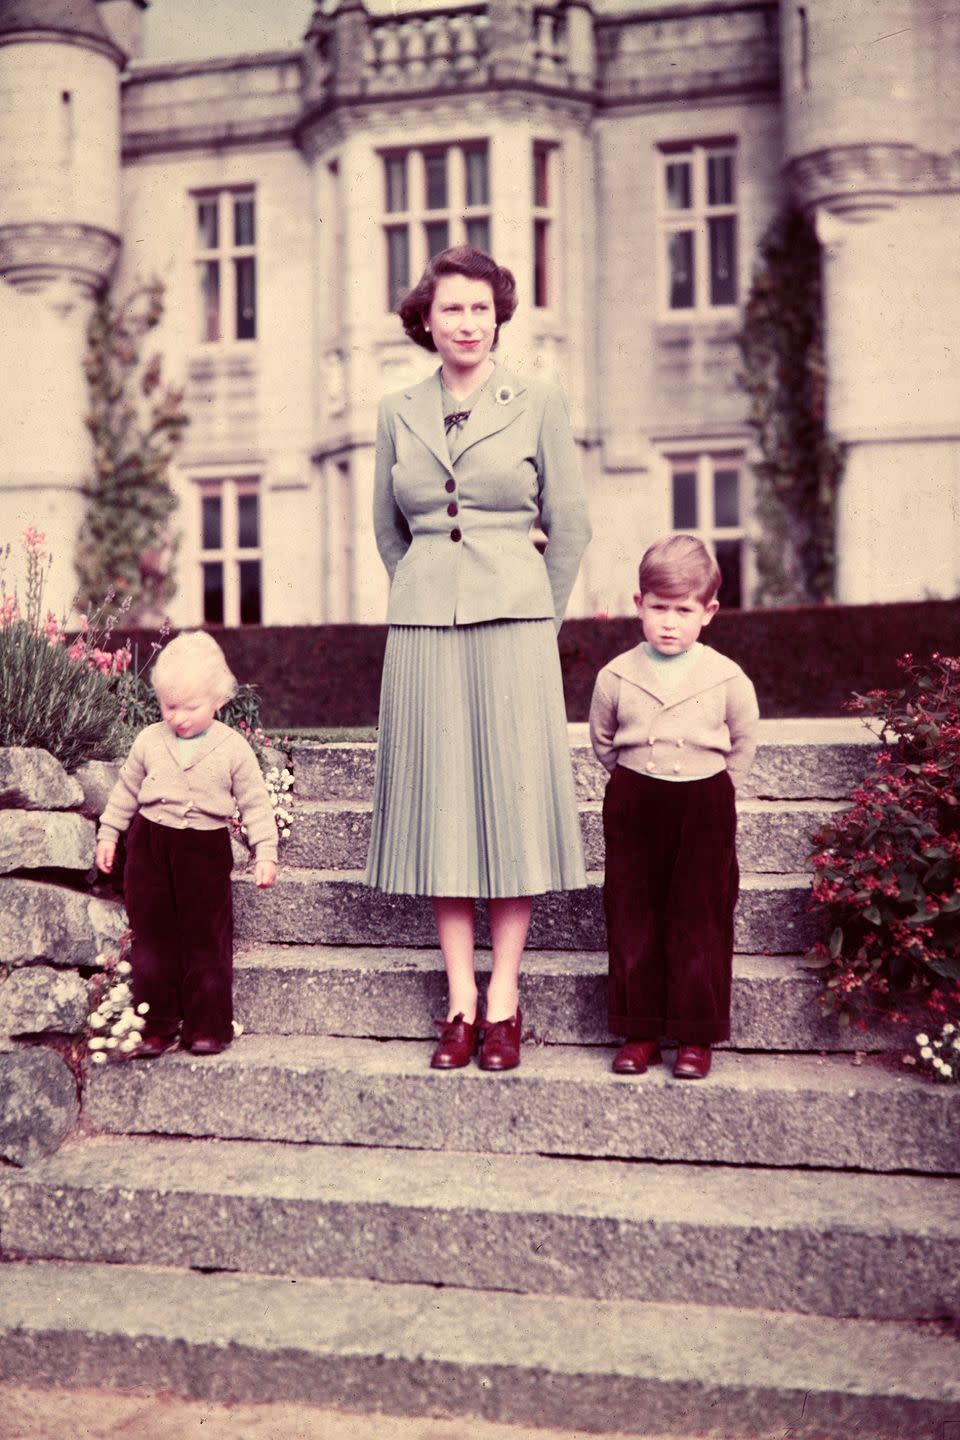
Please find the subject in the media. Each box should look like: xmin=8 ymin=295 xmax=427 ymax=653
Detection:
xmin=425 ymin=273 xmax=496 ymax=380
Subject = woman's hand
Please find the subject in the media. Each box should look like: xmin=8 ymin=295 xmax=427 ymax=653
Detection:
xmin=95 ymin=839 xmax=116 ymax=874
xmin=256 ymin=859 xmax=278 ymax=889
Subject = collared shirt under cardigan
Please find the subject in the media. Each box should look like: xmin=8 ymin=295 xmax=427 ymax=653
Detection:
xmin=589 ymin=642 xmax=760 ymax=791
xmin=372 ymin=363 xmax=591 ymax=630
xmin=98 ymin=720 xmax=279 ymax=863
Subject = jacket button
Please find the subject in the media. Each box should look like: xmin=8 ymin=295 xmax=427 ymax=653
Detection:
xmin=447 ymin=501 xmax=458 ymax=517
xmin=450 ymin=528 xmax=462 ymax=542
xmin=445 ymin=479 xmax=455 ymax=493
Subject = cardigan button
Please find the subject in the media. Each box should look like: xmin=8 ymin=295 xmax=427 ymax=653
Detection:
xmin=673 ymin=763 xmax=682 ymax=773
xmin=646 ymin=761 xmax=656 ymax=772
xmin=450 ymin=528 xmax=462 ymax=542
xmin=444 ymin=478 xmax=455 ymax=493
xmin=676 ymin=738 xmax=685 ymax=748
xmin=447 ymin=501 xmax=459 ymax=517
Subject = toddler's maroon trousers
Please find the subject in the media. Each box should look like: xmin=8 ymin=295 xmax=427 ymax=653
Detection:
xmin=602 ymin=765 xmax=738 ymax=1046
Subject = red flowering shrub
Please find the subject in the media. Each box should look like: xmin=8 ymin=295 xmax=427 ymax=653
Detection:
xmin=807 ymin=653 xmax=960 ymax=1030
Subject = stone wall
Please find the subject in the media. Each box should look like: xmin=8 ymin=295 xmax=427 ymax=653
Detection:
xmin=0 ymin=747 xmax=124 ymax=1165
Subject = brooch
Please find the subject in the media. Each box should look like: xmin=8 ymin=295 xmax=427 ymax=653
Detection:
xmin=495 ymin=385 xmax=515 ymax=406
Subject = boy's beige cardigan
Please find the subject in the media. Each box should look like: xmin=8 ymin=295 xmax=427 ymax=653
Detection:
xmin=99 ymin=720 xmax=279 ymax=863
xmin=589 ymin=643 xmax=760 ymax=790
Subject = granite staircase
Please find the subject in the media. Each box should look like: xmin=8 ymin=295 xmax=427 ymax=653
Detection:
xmin=1 ymin=720 xmax=958 ymax=1438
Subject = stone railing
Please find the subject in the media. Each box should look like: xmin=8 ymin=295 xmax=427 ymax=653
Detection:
xmin=0 ymin=748 xmax=123 ymax=1165
xmin=364 ymin=6 xmax=492 ymax=88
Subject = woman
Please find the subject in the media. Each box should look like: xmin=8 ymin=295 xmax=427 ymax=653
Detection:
xmin=365 ymin=245 xmax=591 ymax=1072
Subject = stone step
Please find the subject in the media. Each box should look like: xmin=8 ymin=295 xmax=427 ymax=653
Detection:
xmin=0 ymin=1262 xmax=954 ymax=1437
xmin=82 ymin=1037 xmax=957 ymax=1175
xmin=282 ymin=798 xmax=843 ymax=874
xmin=288 ymin=719 xmax=877 ymax=804
xmin=3 ymin=1135 xmax=956 ymax=1321
xmin=232 ymin=944 xmax=895 ymax=1052
xmin=234 ymin=870 xmax=818 ymax=953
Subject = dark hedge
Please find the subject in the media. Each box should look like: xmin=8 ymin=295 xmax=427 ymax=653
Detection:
xmin=110 ymin=600 xmax=960 ymax=729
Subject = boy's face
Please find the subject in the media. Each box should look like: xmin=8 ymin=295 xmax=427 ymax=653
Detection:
xmin=634 ymin=589 xmax=719 ymax=656
xmin=157 ymin=684 xmax=219 ymax=739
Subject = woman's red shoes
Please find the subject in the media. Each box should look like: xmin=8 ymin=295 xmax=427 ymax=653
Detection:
xmin=430 ymin=1013 xmax=478 ymax=1069
xmin=478 ymin=1010 xmax=522 ymax=1071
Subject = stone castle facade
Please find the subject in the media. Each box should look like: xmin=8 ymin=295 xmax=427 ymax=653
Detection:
xmin=0 ymin=0 xmax=957 ymax=626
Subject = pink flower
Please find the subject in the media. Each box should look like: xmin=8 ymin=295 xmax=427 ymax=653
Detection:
xmin=111 ymin=645 xmax=132 ymax=674
xmin=21 ymin=525 xmax=47 ymax=558
xmin=67 ymin=639 xmax=87 ymax=664
xmin=91 ymin=647 xmax=113 ymax=674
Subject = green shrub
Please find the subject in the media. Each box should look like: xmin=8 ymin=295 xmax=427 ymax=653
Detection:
xmin=0 ymin=621 xmax=123 ymax=769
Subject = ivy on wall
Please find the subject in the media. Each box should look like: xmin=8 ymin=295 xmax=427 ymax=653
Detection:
xmin=75 ymin=281 xmax=188 ymax=622
xmin=737 ymin=207 xmax=845 ymax=607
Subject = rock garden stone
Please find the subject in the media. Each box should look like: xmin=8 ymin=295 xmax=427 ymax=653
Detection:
xmin=0 ymin=1042 xmax=78 ymax=1165
xmin=0 ymin=748 xmax=83 ymax=811
xmin=72 ymin=760 xmax=121 ymax=820
xmin=0 ymin=811 xmax=95 ymax=874
xmin=0 ymin=966 xmax=91 ymax=1037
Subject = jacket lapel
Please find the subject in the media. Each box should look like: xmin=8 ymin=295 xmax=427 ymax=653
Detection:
xmin=455 ymin=365 xmax=527 ymax=460
xmin=612 ymin=644 xmax=738 ymax=709
xmin=395 ymin=370 xmax=454 ymax=477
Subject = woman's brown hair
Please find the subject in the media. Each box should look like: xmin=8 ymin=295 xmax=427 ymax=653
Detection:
xmin=398 ymin=245 xmax=518 ymax=352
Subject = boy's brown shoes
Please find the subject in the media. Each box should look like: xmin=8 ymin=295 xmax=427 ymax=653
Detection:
xmin=135 ymin=1033 xmax=179 ymax=1059
xmin=430 ymin=1013 xmax=478 ymax=1069
xmin=673 ymin=1044 xmax=712 ymax=1079
xmin=612 ymin=1041 xmax=662 ymax=1074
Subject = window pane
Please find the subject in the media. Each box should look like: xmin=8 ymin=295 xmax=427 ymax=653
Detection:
xmin=668 ymin=231 xmax=694 ymax=309
xmin=713 ymin=467 xmax=740 ymax=528
xmin=201 ymin=495 xmax=222 ymax=551
xmin=239 ymin=560 xmax=262 ymax=625
xmin=707 ymin=153 xmax=735 ymax=206
xmin=199 ymin=260 xmax=220 ymax=341
xmin=465 ymin=147 xmax=489 ymax=207
xmin=533 ymin=219 xmax=548 ymax=309
xmin=238 ymin=492 xmax=260 ymax=549
xmin=196 ymin=198 xmax=219 ymax=249
xmin=235 ymin=257 xmax=256 ymax=339
xmin=672 ymin=471 xmax=697 ymax=529
xmin=385 ymin=155 xmax=407 ymax=213
xmin=466 ymin=217 xmax=490 ymax=252
xmin=533 ymin=145 xmax=549 ymax=207
xmin=665 ymin=161 xmax=691 ymax=210
xmin=425 ymin=220 xmax=449 ymax=258
xmin=233 ymin=195 xmax=255 ymax=246
xmin=708 ymin=216 xmax=737 ymax=305
xmin=386 ymin=226 xmax=409 ymax=309
xmin=203 ymin=562 xmax=224 ymax=625
xmin=715 ymin=539 xmax=742 ymax=609
xmin=424 ymin=152 xmax=447 ymax=210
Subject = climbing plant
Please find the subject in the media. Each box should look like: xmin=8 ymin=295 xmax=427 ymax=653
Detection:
xmin=75 ymin=280 xmax=188 ymax=621
xmin=737 ymin=207 xmax=845 ymax=607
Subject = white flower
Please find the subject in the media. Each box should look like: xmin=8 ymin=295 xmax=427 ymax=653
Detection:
xmin=942 ymin=1023 xmax=955 ymax=1035
xmin=88 ymin=1036 xmax=107 ymax=1051
xmin=137 ymin=1002 xmax=150 ymax=1015
xmin=90 ymin=1051 xmax=107 ymax=1065
xmin=915 ymin=1033 xmax=929 ymax=1046
xmin=119 ymin=1037 xmax=140 ymax=1053
xmin=116 ymin=960 xmax=132 ymax=976
xmin=105 ymin=1036 xmax=119 ymax=1049
xmin=88 ymin=1012 xmax=107 ymax=1030
xmin=232 ymin=1020 xmax=244 ymax=1037
xmin=108 ymin=984 xmax=127 ymax=1003
xmin=953 ymin=1037 xmax=960 ymax=1051
xmin=495 ymin=384 xmax=515 ymax=406
xmin=110 ymin=1021 xmax=127 ymax=1037
xmin=920 ymin=1046 xmax=934 ymax=1059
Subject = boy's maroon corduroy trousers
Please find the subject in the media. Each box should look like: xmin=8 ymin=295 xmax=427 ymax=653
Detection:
xmin=602 ymin=766 xmax=739 ymax=1046
xmin=124 ymin=814 xmax=235 ymax=1048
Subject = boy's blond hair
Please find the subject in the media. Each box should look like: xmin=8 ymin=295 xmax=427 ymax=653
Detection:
xmin=151 ymin=631 xmax=237 ymax=708
xmin=638 ymin=535 xmax=722 ymax=605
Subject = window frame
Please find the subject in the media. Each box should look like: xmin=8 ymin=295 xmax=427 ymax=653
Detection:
xmin=532 ymin=140 xmax=557 ymax=311
xmin=196 ymin=476 xmax=263 ymax=627
xmin=664 ymin=449 xmax=752 ymax=609
xmin=657 ymin=142 xmax=739 ymax=320
xmin=380 ymin=143 xmax=491 ymax=311
xmin=192 ymin=187 xmax=258 ymax=345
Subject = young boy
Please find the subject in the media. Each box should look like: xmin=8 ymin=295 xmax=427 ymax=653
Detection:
xmin=96 ymin=631 xmax=278 ymax=1057
xmin=589 ymin=535 xmax=759 ymax=1079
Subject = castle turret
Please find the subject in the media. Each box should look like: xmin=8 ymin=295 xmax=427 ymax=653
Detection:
xmin=0 ymin=0 xmax=126 ymax=613
xmin=780 ymin=0 xmax=960 ymax=603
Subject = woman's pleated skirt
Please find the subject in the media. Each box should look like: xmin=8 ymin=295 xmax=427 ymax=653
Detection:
xmin=364 ymin=619 xmax=587 ymax=898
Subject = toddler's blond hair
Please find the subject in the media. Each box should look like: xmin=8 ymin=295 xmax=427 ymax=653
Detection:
xmin=151 ymin=631 xmax=237 ymax=708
